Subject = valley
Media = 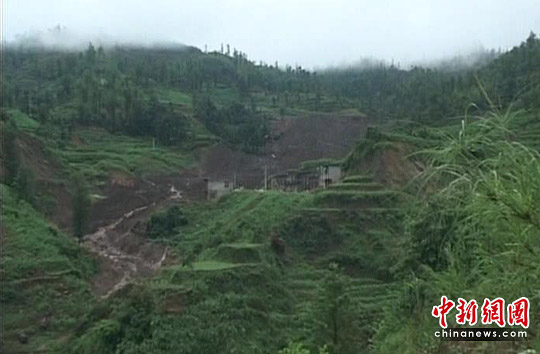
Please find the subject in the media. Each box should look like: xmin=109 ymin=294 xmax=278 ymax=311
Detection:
xmin=2 ymin=32 xmax=540 ymax=354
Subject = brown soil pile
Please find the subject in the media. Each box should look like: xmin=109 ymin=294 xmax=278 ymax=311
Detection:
xmin=350 ymin=142 xmax=424 ymax=187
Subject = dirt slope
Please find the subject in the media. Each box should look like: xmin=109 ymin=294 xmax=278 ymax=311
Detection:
xmin=199 ymin=112 xmax=370 ymax=184
xmin=83 ymin=195 xmax=177 ymax=297
xmin=4 ymin=110 xmax=371 ymax=299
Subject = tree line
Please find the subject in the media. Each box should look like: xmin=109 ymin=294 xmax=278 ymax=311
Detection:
xmin=3 ymin=32 xmax=539 ymax=146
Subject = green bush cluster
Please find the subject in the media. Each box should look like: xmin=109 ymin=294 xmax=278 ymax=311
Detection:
xmin=146 ymin=205 xmax=188 ymax=239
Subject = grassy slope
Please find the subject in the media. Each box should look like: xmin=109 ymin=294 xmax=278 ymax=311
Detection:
xmin=6 ymin=108 xmax=40 ymax=132
xmin=55 ymin=127 xmax=195 ymax=182
xmin=6 ymin=109 xmax=198 ymax=184
xmin=154 ymin=79 xmax=351 ymax=118
xmin=1 ymin=184 xmax=96 ymax=353
xmin=9 ymin=104 xmax=540 ymax=353
xmin=1 ymin=110 xmax=198 ymax=352
xmin=362 ymin=110 xmax=540 ymax=354
xmin=63 ymin=182 xmax=404 ymax=353
xmin=61 ymin=191 xmax=315 ymax=354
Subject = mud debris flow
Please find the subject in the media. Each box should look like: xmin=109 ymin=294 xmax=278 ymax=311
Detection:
xmin=82 ymin=186 xmax=180 ymax=298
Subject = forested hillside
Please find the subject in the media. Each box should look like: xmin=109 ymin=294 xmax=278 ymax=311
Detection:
xmin=3 ymin=32 xmax=540 ymax=145
xmin=1 ymin=32 xmax=540 ymax=354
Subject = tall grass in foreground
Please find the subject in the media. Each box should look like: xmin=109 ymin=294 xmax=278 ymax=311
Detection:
xmin=374 ymin=107 xmax=540 ymax=354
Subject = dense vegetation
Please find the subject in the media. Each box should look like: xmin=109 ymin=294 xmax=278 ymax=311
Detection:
xmin=1 ymin=185 xmax=96 ymax=352
xmin=368 ymin=108 xmax=540 ymax=353
xmin=3 ymin=32 xmax=540 ymax=145
xmin=2 ymin=32 xmax=540 ymax=354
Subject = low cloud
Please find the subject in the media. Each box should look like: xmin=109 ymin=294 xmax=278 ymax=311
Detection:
xmin=4 ymin=0 xmax=540 ymax=68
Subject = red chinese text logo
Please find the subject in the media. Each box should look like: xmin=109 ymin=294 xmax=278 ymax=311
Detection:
xmin=507 ymin=297 xmax=530 ymax=329
xmin=432 ymin=296 xmax=455 ymax=328
xmin=456 ymin=298 xmax=478 ymax=325
xmin=481 ymin=298 xmax=506 ymax=327
xmin=432 ymin=296 xmax=530 ymax=329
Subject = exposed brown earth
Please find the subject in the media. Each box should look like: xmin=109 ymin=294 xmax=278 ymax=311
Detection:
xmin=5 ymin=111 xmax=372 ymax=298
xmin=83 ymin=185 xmax=183 ymax=297
xmin=348 ymin=142 xmax=424 ymax=187
xmin=3 ymin=133 xmax=74 ymax=230
xmin=199 ymin=112 xmax=370 ymax=185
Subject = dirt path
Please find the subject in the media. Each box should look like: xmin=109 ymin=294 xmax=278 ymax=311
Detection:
xmin=82 ymin=185 xmax=182 ymax=298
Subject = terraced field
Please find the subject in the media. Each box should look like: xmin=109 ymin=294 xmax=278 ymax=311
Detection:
xmin=313 ymin=175 xmax=400 ymax=210
xmin=281 ymin=175 xmax=404 ymax=343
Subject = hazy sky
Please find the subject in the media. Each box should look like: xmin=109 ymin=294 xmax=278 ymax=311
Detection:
xmin=3 ymin=0 xmax=540 ymax=68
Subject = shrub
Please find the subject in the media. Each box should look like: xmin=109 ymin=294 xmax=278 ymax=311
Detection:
xmin=72 ymin=174 xmax=91 ymax=241
xmin=146 ymin=205 xmax=187 ymax=239
xmin=279 ymin=215 xmax=339 ymax=254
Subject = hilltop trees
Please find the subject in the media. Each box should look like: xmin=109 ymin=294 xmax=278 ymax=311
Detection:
xmin=2 ymin=33 xmax=540 ymax=154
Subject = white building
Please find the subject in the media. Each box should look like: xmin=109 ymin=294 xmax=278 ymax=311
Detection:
xmin=206 ymin=179 xmax=233 ymax=200
xmin=318 ymin=164 xmax=342 ymax=188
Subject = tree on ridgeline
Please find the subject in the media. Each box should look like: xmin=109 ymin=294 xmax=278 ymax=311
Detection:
xmin=14 ymin=168 xmax=36 ymax=205
xmin=312 ymin=263 xmax=363 ymax=354
xmin=72 ymin=174 xmax=91 ymax=243
xmin=3 ymin=119 xmax=21 ymax=186
xmin=155 ymin=110 xmax=188 ymax=146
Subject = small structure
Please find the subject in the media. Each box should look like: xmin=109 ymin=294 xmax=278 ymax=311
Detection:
xmin=269 ymin=169 xmax=319 ymax=192
xmin=269 ymin=173 xmax=289 ymax=191
xmin=205 ymin=178 xmax=233 ymax=200
xmin=318 ymin=164 xmax=342 ymax=188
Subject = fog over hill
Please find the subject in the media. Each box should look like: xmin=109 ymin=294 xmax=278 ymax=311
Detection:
xmin=4 ymin=0 xmax=539 ymax=68
xmin=3 ymin=26 xmax=508 ymax=73
xmin=5 ymin=26 xmax=191 ymax=51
